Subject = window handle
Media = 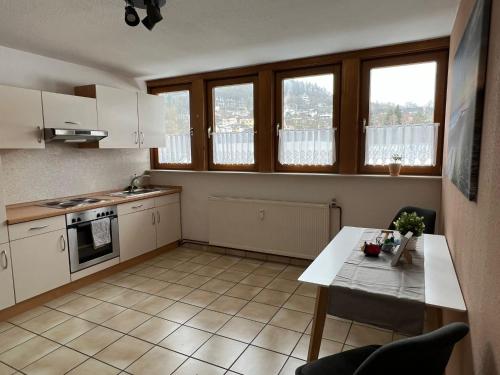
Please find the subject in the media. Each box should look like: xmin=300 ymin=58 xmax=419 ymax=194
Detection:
xmin=208 ymin=127 xmax=212 ymax=139
xmin=362 ymin=119 xmax=367 ymax=133
xmin=276 ymin=123 xmax=280 ymax=137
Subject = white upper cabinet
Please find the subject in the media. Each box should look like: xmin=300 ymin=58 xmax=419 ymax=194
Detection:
xmin=97 ymin=86 xmax=139 ymax=148
xmin=42 ymin=91 xmax=97 ymax=130
xmin=138 ymin=92 xmax=166 ymax=149
xmin=0 ymin=85 xmax=44 ymax=149
xmin=75 ymin=85 xmax=139 ymax=148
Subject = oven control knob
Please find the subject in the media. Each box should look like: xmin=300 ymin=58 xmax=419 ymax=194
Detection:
xmin=72 ymin=218 xmax=76 ymax=223
xmin=77 ymin=218 xmax=82 ymax=222
xmin=106 ymin=212 xmax=110 ymax=215
xmin=110 ymin=210 xmax=114 ymax=215
xmin=97 ymin=213 xmax=101 ymax=218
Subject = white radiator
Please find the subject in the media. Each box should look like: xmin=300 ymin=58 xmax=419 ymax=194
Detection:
xmin=208 ymin=196 xmax=333 ymax=259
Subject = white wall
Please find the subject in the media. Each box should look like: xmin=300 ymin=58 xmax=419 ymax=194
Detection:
xmin=0 ymin=45 xmax=150 ymax=204
xmin=151 ymin=171 xmax=442 ymax=242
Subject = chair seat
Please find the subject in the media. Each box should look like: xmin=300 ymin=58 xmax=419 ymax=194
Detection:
xmin=295 ymin=345 xmax=381 ymax=375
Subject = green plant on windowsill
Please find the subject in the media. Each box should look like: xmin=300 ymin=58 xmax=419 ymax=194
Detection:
xmin=393 ymin=212 xmax=425 ymax=237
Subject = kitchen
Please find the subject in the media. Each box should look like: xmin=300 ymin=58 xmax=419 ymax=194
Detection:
xmin=0 ymin=81 xmax=183 ymax=310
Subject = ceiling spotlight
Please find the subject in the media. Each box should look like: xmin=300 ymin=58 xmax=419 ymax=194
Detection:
xmin=123 ymin=0 xmax=166 ymax=31
xmin=142 ymin=0 xmax=163 ymax=30
xmin=124 ymin=4 xmax=140 ymax=27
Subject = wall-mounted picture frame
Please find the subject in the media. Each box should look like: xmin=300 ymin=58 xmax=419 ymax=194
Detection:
xmin=391 ymin=231 xmax=413 ymax=267
xmin=446 ymin=0 xmax=492 ymax=201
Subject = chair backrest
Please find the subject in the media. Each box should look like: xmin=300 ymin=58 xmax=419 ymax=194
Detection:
xmin=354 ymin=322 xmax=469 ymax=375
xmin=388 ymin=206 xmax=437 ymax=234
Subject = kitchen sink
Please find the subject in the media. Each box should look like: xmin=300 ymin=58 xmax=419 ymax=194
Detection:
xmin=108 ymin=188 xmax=167 ymax=197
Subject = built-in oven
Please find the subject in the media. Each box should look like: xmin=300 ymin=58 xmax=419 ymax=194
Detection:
xmin=66 ymin=205 xmax=120 ymax=273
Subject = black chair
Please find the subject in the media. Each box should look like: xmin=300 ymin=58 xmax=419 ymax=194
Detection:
xmin=388 ymin=206 xmax=437 ymax=234
xmin=296 ymin=322 xmax=469 ymax=375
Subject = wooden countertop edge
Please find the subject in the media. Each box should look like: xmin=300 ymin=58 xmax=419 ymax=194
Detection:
xmin=6 ymin=186 xmax=182 ymax=225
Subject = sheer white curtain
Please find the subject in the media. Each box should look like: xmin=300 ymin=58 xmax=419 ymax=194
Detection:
xmin=212 ymin=130 xmax=254 ymax=165
xmin=365 ymin=123 xmax=439 ymax=166
xmin=159 ymin=133 xmax=192 ymax=164
xmin=278 ymin=128 xmax=336 ymax=166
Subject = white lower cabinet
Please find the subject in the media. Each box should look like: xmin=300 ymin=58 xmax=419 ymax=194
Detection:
xmin=156 ymin=202 xmax=181 ymax=248
xmin=0 ymin=243 xmax=15 ymax=310
xmin=10 ymin=229 xmax=70 ymax=302
xmin=119 ymin=208 xmax=157 ymax=262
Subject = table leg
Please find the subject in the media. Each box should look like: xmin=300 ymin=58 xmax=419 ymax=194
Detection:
xmin=307 ymin=285 xmax=329 ymax=362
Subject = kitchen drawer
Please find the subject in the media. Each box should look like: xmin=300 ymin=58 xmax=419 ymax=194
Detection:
xmin=155 ymin=193 xmax=180 ymax=207
xmin=8 ymin=215 xmax=66 ymax=241
xmin=118 ymin=198 xmax=155 ymax=216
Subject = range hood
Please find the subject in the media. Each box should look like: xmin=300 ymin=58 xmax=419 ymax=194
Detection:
xmin=44 ymin=128 xmax=108 ymax=143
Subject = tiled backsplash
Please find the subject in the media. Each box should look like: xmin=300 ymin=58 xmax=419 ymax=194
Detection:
xmin=0 ymin=143 xmax=150 ymax=205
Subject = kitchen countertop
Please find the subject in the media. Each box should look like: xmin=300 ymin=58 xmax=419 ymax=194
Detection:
xmin=6 ymin=186 xmax=182 ymax=225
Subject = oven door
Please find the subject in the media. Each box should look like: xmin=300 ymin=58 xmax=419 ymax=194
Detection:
xmin=67 ymin=217 xmax=120 ymax=273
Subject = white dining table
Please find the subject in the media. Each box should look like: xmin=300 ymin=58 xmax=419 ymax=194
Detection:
xmin=298 ymin=226 xmax=467 ymax=362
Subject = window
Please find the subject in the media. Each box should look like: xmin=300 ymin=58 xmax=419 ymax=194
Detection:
xmin=207 ymin=77 xmax=258 ymax=170
xmin=151 ymin=85 xmax=193 ymax=169
xmin=148 ymin=39 xmax=449 ymax=175
xmin=275 ymin=66 xmax=340 ymax=172
xmin=360 ymin=52 xmax=447 ymax=174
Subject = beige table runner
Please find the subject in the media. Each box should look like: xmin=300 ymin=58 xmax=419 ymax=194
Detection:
xmin=328 ymin=229 xmax=425 ymax=335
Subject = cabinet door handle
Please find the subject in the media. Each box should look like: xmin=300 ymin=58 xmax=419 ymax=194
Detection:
xmin=0 ymin=251 xmax=8 ymax=270
xmin=157 ymin=211 xmax=160 ymax=224
xmin=134 ymin=131 xmax=139 ymax=144
xmin=60 ymin=235 xmax=66 ymax=252
xmin=29 ymin=225 xmax=49 ymax=231
xmin=37 ymin=126 xmax=43 ymax=143
xmin=131 ymin=204 xmax=143 ymax=209
xmin=152 ymin=212 xmax=156 ymax=225
xmin=141 ymin=132 xmax=145 ymax=144
xmin=65 ymin=121 xmax=81 ymax=126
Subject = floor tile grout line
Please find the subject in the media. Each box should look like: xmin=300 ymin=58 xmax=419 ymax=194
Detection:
xmin=5 ymin=302 xmax=319 ymax=374
xmin=0 ymin=248 xmax=369 ymax=374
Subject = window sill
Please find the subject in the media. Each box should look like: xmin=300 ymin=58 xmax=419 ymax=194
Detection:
xmin=148 ymin=169 xmax=442 ymax=181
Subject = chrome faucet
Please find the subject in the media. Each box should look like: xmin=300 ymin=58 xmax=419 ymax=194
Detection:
xmin=129 ymin=174 xmax=143 ymax=192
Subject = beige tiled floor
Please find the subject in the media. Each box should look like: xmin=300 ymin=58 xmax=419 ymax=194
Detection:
xmin=0 ymin=246 xmax=404 ymax=375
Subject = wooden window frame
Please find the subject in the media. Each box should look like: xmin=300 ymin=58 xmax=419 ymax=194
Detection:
xmin=206 ymin=75 xmax=260 ymax=172
xmin=274 ymin=65 xmax=341 ymax=173
xmin=358 ymin=50 xmax=448 ymax=175
xmin=150 ymin=84 xmax=194 ymax=170
xmin=148 ymin=37 xmax=450 ymax=176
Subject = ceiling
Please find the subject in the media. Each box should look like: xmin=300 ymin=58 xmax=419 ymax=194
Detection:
xmin=0 ymin=0 xmax=459 ymax=81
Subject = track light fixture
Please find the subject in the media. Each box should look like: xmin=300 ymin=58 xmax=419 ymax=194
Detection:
xmin=124 ymin=0 xmax=166 ymax=30
xmin=124 ymin=4 xmax=140 ymax=27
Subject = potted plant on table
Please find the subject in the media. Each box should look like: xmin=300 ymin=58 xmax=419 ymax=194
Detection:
xmin=389 ymin=154 xmax=402 ymax=176
xmin=393 ymin=212 xmax=425 ymax=250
